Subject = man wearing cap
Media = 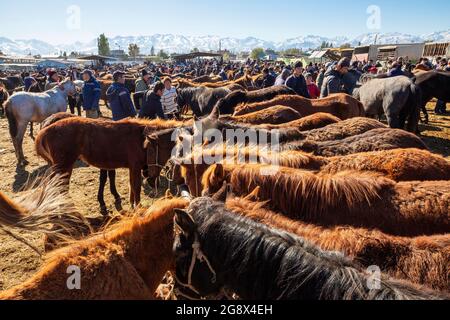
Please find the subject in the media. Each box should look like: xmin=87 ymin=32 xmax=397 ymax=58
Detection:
xmin=261 ymin=67 xmax=276 ymax=88
xmin=320 ymin=57 xmax=350 ymax=98
xmin=285 ymin=62 xmax=310 ymax=98
xmin=106 ymin=71 xmax=137 ymax=121
xmin=45 ymin=69 xmax=60 ymax=91
xmin=81 ymin=69 xmax=102 ymax=119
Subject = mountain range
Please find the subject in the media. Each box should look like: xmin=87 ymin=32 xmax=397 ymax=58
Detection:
xmin=0 ymin=30 xmax=448 ymax=56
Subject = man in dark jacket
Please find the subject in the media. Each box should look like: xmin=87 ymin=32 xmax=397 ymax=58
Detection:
xmin=261 ymin=68 xmax=276 ymax=88
xmin=82 ymin=69 xmax=102 ymax=119
xmin=320 ymin=58 xmax=350 ymax=98
xmin=387 ymin=62 xmax=405 ymax=78
xmin=106 ymin=71 xmax=137 ymax=121
xmin=285 ymin=62 xmax=310 ymax=98
xmin=138 ymin=82 xmax=166 ymax=120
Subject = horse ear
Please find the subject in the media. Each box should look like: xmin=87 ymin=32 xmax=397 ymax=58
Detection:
xmin=174 ymin=209 xmax=196 ymax=234
xmin=212 ymin=163 xmax=224 ymax=180
xmin=210 ymin=106 xmax=220 ymax=120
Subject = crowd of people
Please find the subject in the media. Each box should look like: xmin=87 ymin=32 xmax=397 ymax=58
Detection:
xmin=12 ymin=53 xmax=450 ymax=121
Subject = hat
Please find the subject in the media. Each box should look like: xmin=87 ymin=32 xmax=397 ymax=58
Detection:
xmin=337 ymin=58 xmax=350 ymax=68
xmin=113 ymin=70 xmax=126 ymax=82
xmin=294 ymin=61 xmax=303 ymax=69
xmin=81 ymin=69 xmax=93 ymax=77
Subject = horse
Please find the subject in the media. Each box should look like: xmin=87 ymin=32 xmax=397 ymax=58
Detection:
xmin=353 ymin=76 xmax=421 ymax=132
xmin=175 ymin=146 xmax=450 ymax=197
xmin=176 ymin=79 xmax=244 ymax=92
xmin=4 ymin=78 xmax=77 ymax=165
xmin=221 ymin=106 xmax=302 ymax=125
xmin=173 ymin=198 xmax=447 ymax=300
xmin=250 ymin=113 xmax=341 ymax=131
xmin=233 ymin=93 xmax=365 ymax=120
xmin=225 ymin=195 xmax=450 ymax=291
xmin=35 ymin=117 xmax=188 ymax=208
xmin=176 ymin=86 xmax=232 ymax=117
xmin=196 ymin=108 xmax=385 ymax=145
xmin=284 ymin=128 xmax=428 ymax=157
xmin=201 ymin=165 xmax=450 ymax=237
xmin=191 ymin=75 xmax=223 ymax=83
xmin=0 ymin=76 xmax=24 ymax=95
xmin=214 ymin=86 xmax=297 ymax=115
xmin=0 ymin=83 xmax=9 ymax=115
xmin=0 ymin=196 xmax=189 ymax=300
xmin=415 ymin=71 xmax=450 ymax=123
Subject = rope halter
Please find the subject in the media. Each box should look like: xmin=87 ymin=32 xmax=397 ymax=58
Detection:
xmin=174 ymin=233 xmax=217 ymax=300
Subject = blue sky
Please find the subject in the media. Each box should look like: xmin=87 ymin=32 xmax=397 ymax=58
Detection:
xmin=2 ymin=0 xmax=449 ymax=43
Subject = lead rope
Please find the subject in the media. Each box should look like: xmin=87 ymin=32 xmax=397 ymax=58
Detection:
xmin=174 ymin=234 xmax=217 ymax=300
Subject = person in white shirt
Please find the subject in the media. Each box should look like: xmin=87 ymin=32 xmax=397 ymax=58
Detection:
xmin=161 ymin=77 xmax=179 ymax=119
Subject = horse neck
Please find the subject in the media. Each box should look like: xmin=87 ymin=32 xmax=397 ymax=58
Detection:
xmin=107 ymin=202 xmax=182 ymax=290
xmin=196 ymin=203 xmax=430 ymax=300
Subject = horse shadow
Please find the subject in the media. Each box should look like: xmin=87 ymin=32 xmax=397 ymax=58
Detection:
xmin=13 ymin=164 xmax=52 ymax=192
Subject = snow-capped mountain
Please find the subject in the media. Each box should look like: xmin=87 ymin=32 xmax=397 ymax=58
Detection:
xmin=0 ymin=30 xmax=449 ymax=56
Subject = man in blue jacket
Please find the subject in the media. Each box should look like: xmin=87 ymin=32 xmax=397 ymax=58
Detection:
xmin=285 ymin=62 xmax=310 ymax=98
xmin=106 ymin=71 xmax=137 ymax=121
xmin=81 ymin=69 xmax=102 ymax=119
xmin=320 ymin=58 xmax=350 ymax=98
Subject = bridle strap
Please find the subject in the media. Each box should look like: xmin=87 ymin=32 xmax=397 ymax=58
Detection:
xmin=174 ymin=234 xmax=217 ymax=299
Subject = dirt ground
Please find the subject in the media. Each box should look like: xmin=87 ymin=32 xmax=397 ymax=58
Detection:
xmin=0 ymin=102 xmax=449 ymax=292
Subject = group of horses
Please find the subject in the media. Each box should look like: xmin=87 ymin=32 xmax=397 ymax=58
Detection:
xmin=0 ymin=66 xmax=449 ymax=300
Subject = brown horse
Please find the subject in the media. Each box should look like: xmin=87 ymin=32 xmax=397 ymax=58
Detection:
xmin=251 ymin=113 xmax=341 ymax=131
xmin=225 ymin=195 xmax=449 ymax=291
xmin=202 ymin=164 xmax=450 ymax=236
xmin=176 ymin=147 xmax=449 ymax=197
xmin=0 ymin=197 xmax=189 ymax=300
xmin=35 ymin=118 xmax=188 ymax=207
xmin=284 ymin=128 xmax=428 ymax=156
xmin=176 ymin=79 xmax=244 ymax=91
xmin=233 ymin=93 xmax=365 ymax=119
xmin=221 ymin=105 xmax=302 ymax=125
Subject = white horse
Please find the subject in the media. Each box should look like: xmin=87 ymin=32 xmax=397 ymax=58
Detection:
xmin=5 ymin=78 xmax=77 ymax=165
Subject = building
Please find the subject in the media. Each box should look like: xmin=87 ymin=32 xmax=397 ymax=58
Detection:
xmin=352 ymin=43 xmax=425 ymax=63
xmin=110 ymin=49 xmax=127 ymax=59
xmin=423 ymin=42 xmax=450 ymax=59
xmin=376 ymin=43 xmax=424 ymax=62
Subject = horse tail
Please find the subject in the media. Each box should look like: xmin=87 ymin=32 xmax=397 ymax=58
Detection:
xmin=35 ymin=129 xmax=52 ymax=163
xmin=0 ymin=191 xmax=28 ymax=226
xmin=4 ymin=99 xmax=17 ymax=138
xmin=407 ymin=83 xmax=422 ymax=133
xmin=0 ymin=173 xmax=89 ymax=239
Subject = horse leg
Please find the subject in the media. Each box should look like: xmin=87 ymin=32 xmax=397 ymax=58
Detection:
xmin=98 ymin=169 xmax=108 ymax=214
xmin=15 ymin=123 xmax=28 ymax=165
xmin=29 ymin=122 xmax=34 ymax=140
xmin=108 ymin=170 xmax=122 ymax=204
xmin=422 ymin=104 xmax=429 ymax=124
xmin=129 ymin=168 xmax=142 ymax=208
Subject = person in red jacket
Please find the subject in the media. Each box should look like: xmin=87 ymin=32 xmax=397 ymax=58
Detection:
xmin=305 ymin=73 xmax=320 ymax=99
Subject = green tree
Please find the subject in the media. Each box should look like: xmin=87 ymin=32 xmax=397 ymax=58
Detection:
xmin=340 ymin=43 xmax=352 ymax=49
xmin=191 ymin=47 xmax=200 ymax=53
xmin=250 ymin=47 xmax=265 ymax=60
xmin=158 ymin=49 xmax=169 ymax=59
xmin=63 ymin=51 xmax=67 ymax=60
xmin=150 ymin=46 xmax=155 ymax=56
xmin=128 ymin=43 xmax=140 ymax=60
xmin=97 ymin=33 xmax=111 ymax=56
xmin=283 ymin=48 xmax=302 ymax=56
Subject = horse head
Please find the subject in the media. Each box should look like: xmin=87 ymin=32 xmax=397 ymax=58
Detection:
xmin=58 ymin=78 xmax=77 ymax=96
xmin=173 ymin=207 xmax=222 ymax=299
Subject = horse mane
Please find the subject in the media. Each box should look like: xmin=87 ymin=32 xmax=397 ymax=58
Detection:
xmin=202 ymin=164 xmax=393 ymax=219
xmin=225 ymin=197 xmax=450 ymax=291
xmin=186 ymin=197 xmax=445 ymax=300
